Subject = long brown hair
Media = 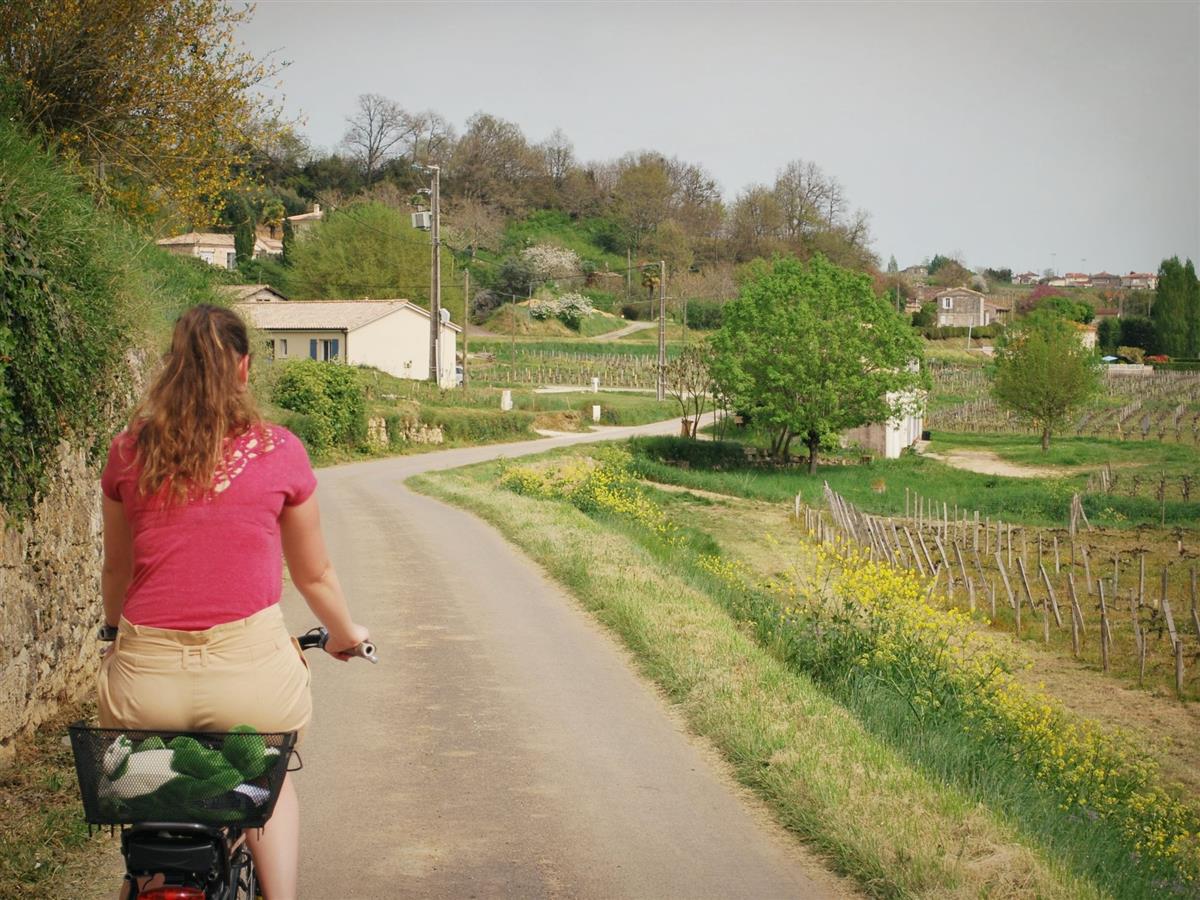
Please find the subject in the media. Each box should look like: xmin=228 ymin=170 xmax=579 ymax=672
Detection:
xmin=130 ymin=304 xmax=262 ymax=502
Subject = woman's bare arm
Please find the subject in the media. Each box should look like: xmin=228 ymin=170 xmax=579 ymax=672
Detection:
xmin=280 ymin=494 xmax=368 ymax=656
xmin=102 ymin=496 xmax=133 ymax=627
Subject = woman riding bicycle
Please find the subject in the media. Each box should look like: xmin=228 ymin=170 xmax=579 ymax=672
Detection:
xmin=98 ymin=304 xmax=369 ymax=899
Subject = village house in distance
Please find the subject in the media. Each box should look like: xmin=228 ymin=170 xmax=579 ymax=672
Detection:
xmin=236 ymin=299 xmax=460 ymax=388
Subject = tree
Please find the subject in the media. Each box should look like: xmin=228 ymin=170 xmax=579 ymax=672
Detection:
xmin=234 ymin=221 xmax=255 ymax=265
xmin=1152 ymin=256 xmax=1199 ymax=357
xmin=984 ymin=267 xmax=1013 ymax=283
xmin=283 ymin=201 xmax=459 ymax=310
xmin=447 ymin=112 xmax=538 ymax=213
xmin=539 ymin=128 xmax=575 ymax=185
xmin=445 ymin=198 xmax=505 ymax=257
xmin=991 ymin=313 xmax=1101 ymax=451
xmin=612 ymin=154 xmax=674 ymax=253
xmin=709 ymin=255 xmax=925 ymax=473
xmin=341 ymin=94 xmax=410 ymax=184
xmin=261 ymin=198 xmax=286 ymax=238
xmin=0 ymin=0 xmax=279 ymax=224
xmin=665 ymin=344 xmax=712 ymax=436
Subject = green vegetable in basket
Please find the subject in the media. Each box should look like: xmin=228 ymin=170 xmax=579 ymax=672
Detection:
xmin=97 ymin=726 xmax=281 ymax=822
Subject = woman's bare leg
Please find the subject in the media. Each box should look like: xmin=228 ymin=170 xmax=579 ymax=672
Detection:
xmin=246 ymin=775 xmax=299 ymax=899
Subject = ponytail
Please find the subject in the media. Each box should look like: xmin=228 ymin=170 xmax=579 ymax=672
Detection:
xmin=130 ymin=304 xmax=262 ymax=503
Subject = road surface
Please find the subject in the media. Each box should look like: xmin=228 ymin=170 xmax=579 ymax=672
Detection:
xmin=284 ymin=419 xmax=846 ymax=898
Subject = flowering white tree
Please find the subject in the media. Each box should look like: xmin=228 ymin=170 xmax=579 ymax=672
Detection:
xmin=525 ymin=292 xmax=593 ymax=328
xmin=554 ymin=292 xmax=593 ymax=328
xmin=522 ymin=243 xmax=581 ymax=281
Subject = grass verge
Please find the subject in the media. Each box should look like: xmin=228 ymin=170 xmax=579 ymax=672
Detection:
xmin=410 ymin=460 xmax=1098 ymax=898
xmin=0 ymin=703 xmax=119 ymax=900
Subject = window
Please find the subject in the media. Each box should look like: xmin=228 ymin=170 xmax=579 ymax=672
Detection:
xmin=226 ymin=251 xmax=237 ymax=270
xmin=264 ymin=339 xmax=275 ymax=361
xmin=280 ymin=338 xmax=288 ymax=356
xmin=942 ymin=297 xmax=952 ymax=310
xmin=309 ymin=338 xmax=340 ymax=361
xmin=198 ymin=250 xmax=214 ymax=264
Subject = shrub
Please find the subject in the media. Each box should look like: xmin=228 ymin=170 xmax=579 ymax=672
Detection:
xmin=554 ymin=292 xmax=593 ymax=328
xmin=628 ymin=436 xmax=747 ymax=470
xmin=685 ymin=300 xmax=724 ymax=330
xmin=1117 ymin=345 xmax=1145 ymax=364
xmin=922 ymin=325 xmax=1000 ymax=340
xmin=421 ymin=407 xmax=535 ymax=442
xmin=621 ymin=303 xmax=642 ymax=320
xmin=271 ymin=360 xmax=367 ymax=455
xmin=470 ymin=288 xmax=502 ymax=323
xmin=528 ymin=298 xmax=557 ymax=321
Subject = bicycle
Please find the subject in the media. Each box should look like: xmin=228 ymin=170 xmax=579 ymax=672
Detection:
xmin=69 ymin=627 xmax=376 ymax=900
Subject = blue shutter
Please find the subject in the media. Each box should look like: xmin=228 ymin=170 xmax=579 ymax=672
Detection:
xmin=309 ymin=339 xmax=317 ymax=360
xmin=330 ymin=338 xmax=340 ymax=360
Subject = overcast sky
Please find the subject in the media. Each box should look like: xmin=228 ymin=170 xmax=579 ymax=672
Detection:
xmin=238 ymin=0 xmax=1199 ymax=275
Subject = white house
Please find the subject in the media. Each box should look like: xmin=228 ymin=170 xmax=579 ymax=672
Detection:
xmin=157 ymin=232 xmax=278 ymax=269
xmin=933 ymin=288 xmax=1008 ymax=328
xmin=286 ymin=204 xmax=324 ymax=235
xmin=236 ymin=299 xmax=460 ymax=387
xmin=843 ymin=391 xmax=925 ymax=459
xmin=217 ymin=284 xmax=288 ymax=303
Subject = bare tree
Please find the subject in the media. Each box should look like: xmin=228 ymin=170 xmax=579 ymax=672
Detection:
xmin=342 ymin=93 xmax=410 ymax=184
xmin=539 ymin=127 xmax=575 ymax=185
xmin=403 ymin=109 xmax=455 ymax=167
xmin=444 ymin=198 xmax=505 ymax=257
xmin=666 ymin=344 xmax=713 ymax=437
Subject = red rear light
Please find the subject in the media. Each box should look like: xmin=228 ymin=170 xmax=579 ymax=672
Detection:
xmin=138 ymin=889 xmax=206 ymax=900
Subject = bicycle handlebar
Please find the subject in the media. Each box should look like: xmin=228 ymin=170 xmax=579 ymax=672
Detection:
xmin=298 ymin=627 xmax=378 ymax=664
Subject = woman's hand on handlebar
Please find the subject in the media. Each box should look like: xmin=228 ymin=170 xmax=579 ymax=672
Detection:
xmin=325 ymin=622 xmax=371 ymax=661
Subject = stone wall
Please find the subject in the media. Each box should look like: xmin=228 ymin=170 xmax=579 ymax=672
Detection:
xmin=0 ymin=441 xmax=106 ymax=760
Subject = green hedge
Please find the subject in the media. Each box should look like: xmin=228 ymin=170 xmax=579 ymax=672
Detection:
xmin=627 ymin=436 xmax=748 ymax=469
xmin=422 ymin=407 xmax=535 ymax=442
xmin=685 ymin=300 xmax=724 ymax=330
xmin=272 ymin=360 xmax=367 ymax=456
xmin=921 ymin=324 xmax=1001 ymax=340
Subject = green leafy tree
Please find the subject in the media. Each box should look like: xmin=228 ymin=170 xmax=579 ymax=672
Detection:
xmin=284 ymin=201 xmax=458 ymax=310
xmin=0 ymin=0 xmax=280 ymax=225
xmin=1151 ymin=257 xmax=1199 ymax=357
xmin=281 ymin=217 xmax=296 ymax=265
xmin=710 ymin=255 xmax=926 ymax=473
xmin=234 ymin=221 xmax=255 ymax=265
xmin=991 ymin=313 xmax=1101 ymax=451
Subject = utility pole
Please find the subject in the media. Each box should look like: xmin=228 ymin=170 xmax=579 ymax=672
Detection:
xmin=462 ymin=268 xmax=469 ymax=389
xmin=427 ymin=165 xmax=441 ymax=384
xmin=657 ymin=260 xmax=666 ymax=401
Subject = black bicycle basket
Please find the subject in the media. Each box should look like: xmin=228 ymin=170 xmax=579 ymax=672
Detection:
xmin=69 ymin=723 xmax=296 ymax=828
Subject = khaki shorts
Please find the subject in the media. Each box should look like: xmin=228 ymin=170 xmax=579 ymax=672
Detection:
xmin=98 ymin=604 xmax=312 ymax=743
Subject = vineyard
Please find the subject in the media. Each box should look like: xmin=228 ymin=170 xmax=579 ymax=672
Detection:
xmin=929 ymin=366 xmax=1200 ymax=443
xmin=803 ymin=484 xmax=1200 ymax=699
xmin=467 ymin=342 xmax=675 ymax=389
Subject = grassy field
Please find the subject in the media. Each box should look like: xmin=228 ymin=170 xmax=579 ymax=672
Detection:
xmin=411 ymin=459 xmax=1098 ymax=898
xmin=629 ymin=433 xmax=1200 ymax=529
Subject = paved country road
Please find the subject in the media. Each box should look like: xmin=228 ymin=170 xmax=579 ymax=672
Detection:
xmin=284 ymin=419 xmax=849 ymax=899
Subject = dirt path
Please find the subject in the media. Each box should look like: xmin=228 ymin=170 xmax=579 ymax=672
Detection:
xmin=921 ymin=447 xmax=1064 ymax=478
xmin=105 ymin=419 xmax=825 ymax=898
xmin=594 ymin=320 xmax=655 ymax=342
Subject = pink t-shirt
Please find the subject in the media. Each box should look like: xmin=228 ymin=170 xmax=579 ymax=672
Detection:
xmin=100 ymin=424 xmax=317 ymax=630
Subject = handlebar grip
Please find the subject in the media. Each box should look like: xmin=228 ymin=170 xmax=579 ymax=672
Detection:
xmin=297 ymin=627 xmax=377 ymax=663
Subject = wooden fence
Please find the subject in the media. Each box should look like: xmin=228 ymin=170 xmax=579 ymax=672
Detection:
xmin=796 ymin=484 xmax=1200 ymax=697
